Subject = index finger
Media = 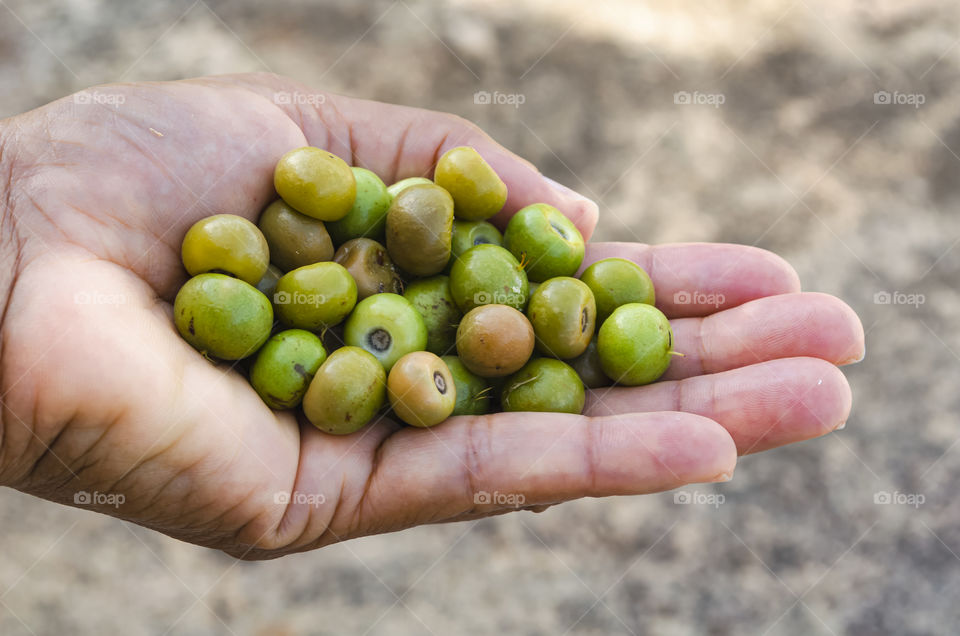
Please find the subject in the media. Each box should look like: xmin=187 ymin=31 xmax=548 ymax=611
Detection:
xmin=221 ymin=74 xmax=600 ymax=239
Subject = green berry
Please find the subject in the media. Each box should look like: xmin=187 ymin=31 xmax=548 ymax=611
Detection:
xmin=597 ymin=303 xmax=673 ymax=386
xmin=181 ymin=214 xmax=269 ymax=285
xmin=174 ymin=273 xmax=273 ymax=360
xmin=503 ymin=203 xmax=584 ymax=282
xmin=326 ymin=167 xmax=392 ymax=245
xmin=403 ymin=276 xmax=462 ymax=356
xmin=501 ymin=358 xmax=585 ymax=414
xmin=249 ymin=330 xmax=327 ymax=409
xmin=274 ymin=262 xmax=358 ymax=330
xmin=274 ymin=147 xmax=356 ymax=221
xmin=344 ymin=293 xmax=428 ymax=371
xmin=303 ymin=346 xmax=386 ymax=435
xmin=433 ymin=146 xmax=508 ymax=221
xmin=449 ymin=244 xmax=528 ymax=313
xmin=526 ymin=277 xmax=596 ymax=359
xmin=580 ymin=258 xmax=655 ymax=325
xmin=442 ymin=356 xmax=493 ymax=416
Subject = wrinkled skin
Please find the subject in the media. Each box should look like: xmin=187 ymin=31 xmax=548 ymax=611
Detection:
xmin=0 ymin=73 xmax=864 ymax=559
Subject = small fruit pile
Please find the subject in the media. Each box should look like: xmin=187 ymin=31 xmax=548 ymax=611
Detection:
xmin=173 ymin=146 xmax=676 ymax=434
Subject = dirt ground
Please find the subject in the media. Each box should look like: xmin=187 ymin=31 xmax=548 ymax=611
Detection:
xmin=1 ymin=0 xmax=958 ymax=634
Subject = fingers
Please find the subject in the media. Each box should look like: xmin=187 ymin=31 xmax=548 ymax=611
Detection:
xmin=346 ymin=411 xmax=736 ymax=527
xmin=224 ymin=73 xmax=599 ymax=238
xmin=582 ymin=242 xmax=802 ymax=317
xmin=664 ymin=292 xmax=866 ymax=379
xmin=585 ymin=357 xmax=851 ymax=455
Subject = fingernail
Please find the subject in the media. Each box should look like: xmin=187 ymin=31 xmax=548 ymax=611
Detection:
xmin=544 ymin=176 xmax=596 ymax=206
xmin=711 ymin=472 xmax=734 ymax=483
xmin=840 ymin=349 xmax=865 ymax=365
xmin=835 ymin=420 xmax=847 ymax=431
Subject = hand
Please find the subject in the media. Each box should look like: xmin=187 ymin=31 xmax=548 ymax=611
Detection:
xmin=0 ymin=73 xmax=864 ymax=559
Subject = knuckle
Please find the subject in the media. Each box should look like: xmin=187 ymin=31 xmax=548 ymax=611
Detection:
xmin=461 ymin=415 xmax=494 ymax=512
xmin=444 ymin=112 xmax=483 ymax=136
xmin=582 ymin=419 xmax=603 ymax=493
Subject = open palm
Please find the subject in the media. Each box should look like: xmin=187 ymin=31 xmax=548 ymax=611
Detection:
xmin=0 ymin=74 xmax=864 ymax=559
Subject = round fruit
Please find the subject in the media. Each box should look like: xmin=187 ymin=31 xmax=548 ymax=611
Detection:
xmin=526 ymin=277 xmax=596 ymax=359
xmin=333 ymin=238 xmax=403 ymax=300
xmin=448 ymin=244 xmax=528 ymax=313
xmin=442 ymin=356 xmax=492 ymax=416
xmin=433 ymin=146 xmax=508 ymax=221
xmin=503 ymin=203 xmax=585 ymax=282
xmin=501 ymin=358 xmax=585 ymax=414
xmin=174 ymin=273 xmax=273 ymax=360
xmin=385 ymin=184 xmax=454 ymax=276
xmin=448 ymin=219 xmax=503 ymax=271
xmin=258 ymin=199 xmax=334 ymax=272
xmin=255 ymin=264 xmax=284 ymax=299
xmin=403 ymin=276 xmax=462 ymax=356
xmin=387 ymin=351 xmax=456 ymax=427
xmin=597 ymin=303 xmax=674 ymax=386
xmin=456 ymin=304 xmax=534 ymax=377
xmin=386 ymin=176 xmax=433 ymax=199
xmin=580 ymin=258 xmax=655 ymax=325
xmin=344 ymin=293 xmax=428 ymax=371
xmin=274 ymin=262 xmax=357 ymax=330
xmin=568 ymin=338 xmax=612 ymax=389
xmin=303 ymin=346 xmax=386 ymax=435
xmin=326 ymin=167 xmax=392 ymax=245
xmin=181 ymin=214 xmax=269 ymax=285
xmin=249 ymin=330 xmax=327 ymax=410
xmin=274 ymin=146 xmax=356 ymax=221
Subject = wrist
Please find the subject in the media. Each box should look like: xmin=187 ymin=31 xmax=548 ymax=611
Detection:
xmin=0 ymin=120 xmax=25 ymax=484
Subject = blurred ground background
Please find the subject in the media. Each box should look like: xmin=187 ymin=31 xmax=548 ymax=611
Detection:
xmin=0 ymin=0 xmax=958 ymax=634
